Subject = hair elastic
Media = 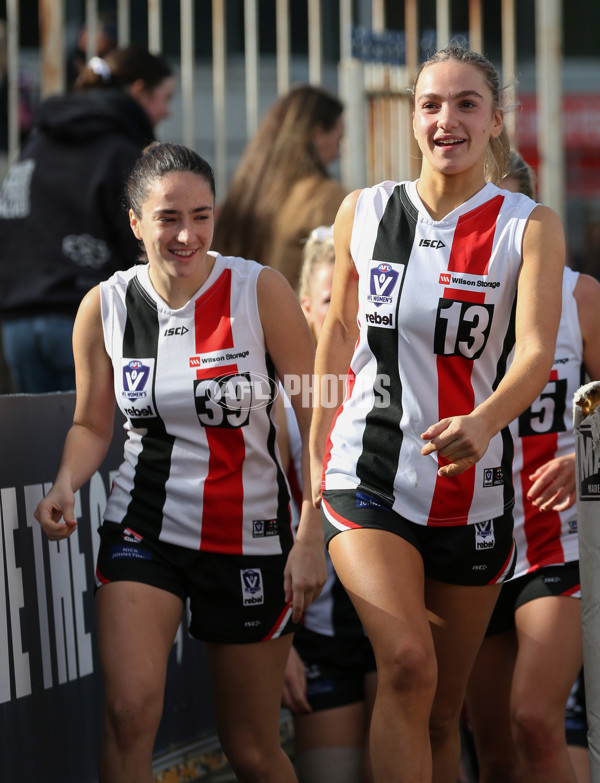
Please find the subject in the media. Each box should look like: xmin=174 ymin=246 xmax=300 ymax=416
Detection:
xmin=88 ymin=56 xmax=111 ymax=83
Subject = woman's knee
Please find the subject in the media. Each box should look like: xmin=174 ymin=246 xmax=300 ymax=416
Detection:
xmin=429 ymin=700 xmax=463 ymax=747
xmin=222 ymin=741 xmax=288 ymax=781
xmin=104 ymin=683 xmax=164 ymax=751
xmin=512 ymin=702 xmax=564 ymax=760
xmin=377 ymin=638 xmax=437 ymax=698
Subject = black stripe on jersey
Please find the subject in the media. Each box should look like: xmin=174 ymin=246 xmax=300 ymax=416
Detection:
xmin=121 ymin=277 xmax=175 ymax=538
xmin=493 ymin=292 xmax=517 ymax=512
xmin=265 ymin=352 xmax=293 ymax=548
xmin=355 ymin=184 xmax=417 ymax=505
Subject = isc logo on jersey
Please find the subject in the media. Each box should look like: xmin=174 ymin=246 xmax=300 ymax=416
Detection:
xmin=241 ymin=568 xmax=264 ymax=606
xmin=121 ymin=359 xmax=157 ymax=417
xmin=365 ymin=260 xmax=405 ymax=329
xmin=474 ymin=520 xmax=496 ymax=550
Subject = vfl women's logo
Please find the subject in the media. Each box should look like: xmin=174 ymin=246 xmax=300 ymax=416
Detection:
xmin=121 ymin=359 xmax=153 ymax=400
xmin=368 ymin=262 xmax=399 ymax=307
xmin=365 ymin=260 xmax=405 ymax=330
xmin=475 ymin=520 xmax=495 ymax=550
xmin=241 ymin=568 xmax=264 ymax=606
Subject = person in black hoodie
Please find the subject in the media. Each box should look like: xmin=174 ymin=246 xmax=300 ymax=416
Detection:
xmin=0 ymin=44 xmax=174 ymax=393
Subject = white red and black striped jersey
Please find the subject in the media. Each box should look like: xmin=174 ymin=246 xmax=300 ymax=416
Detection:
xmin=100 ymin=254 xmax=293 ymax=555
xmin=511 ymin=267 xmax=583 ymax=578
xmin=323 ymin=180 xmax=537 ymax=526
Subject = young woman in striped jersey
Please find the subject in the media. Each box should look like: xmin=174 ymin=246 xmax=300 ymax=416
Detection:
xmin=310 ymin=45 xmax=565 ymax=783
xmin=34 ymin=142 xmax=326 ymax=783
xmin=464 ymin=152 xmax=600 ymax=783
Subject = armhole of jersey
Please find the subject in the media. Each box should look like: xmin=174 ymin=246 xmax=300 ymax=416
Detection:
xmin=566 ymin=269 xmax=584 ymax=360
xmin=98 ymin=281 xmax=113 ymax=360
xmin=248 ymin=262 xmax=267 ymax=353
xmin=350 ymin=188 xmax=370 ymax=271
xmin=513 ymin=201 xmax=538 ymax=270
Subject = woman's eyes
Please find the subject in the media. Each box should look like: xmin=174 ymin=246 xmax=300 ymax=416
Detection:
xmin=157 ymin=215 xmax=209 ymax=223
xmin=420 ymin=100 xmax=477 ymax=111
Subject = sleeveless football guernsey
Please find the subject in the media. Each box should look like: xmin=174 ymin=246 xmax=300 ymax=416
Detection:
xmin=99 ymin=253 xmax=292 ymax=555
xmin=511 ymin=267 xmax=583 ymax=578
xmin=323 ymin=180 xmax=537 ymax=526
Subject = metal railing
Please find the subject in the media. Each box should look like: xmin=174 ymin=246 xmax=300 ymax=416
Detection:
xmin=4 ymin=0 xmax=565 ymax=221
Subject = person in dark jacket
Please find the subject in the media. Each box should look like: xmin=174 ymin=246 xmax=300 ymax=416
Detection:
xmin=0 ymin=44 xmax=174 ymax=393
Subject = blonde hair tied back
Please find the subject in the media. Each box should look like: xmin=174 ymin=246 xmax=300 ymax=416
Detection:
xmin=298 ymin=224 xmax=335 ymax=302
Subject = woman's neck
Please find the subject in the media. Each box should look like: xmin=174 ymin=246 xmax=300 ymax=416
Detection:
xmin=148 ymin=255 xmax=216 ymax=310
xmin=415 ymin=168 xmax=488 ymax=222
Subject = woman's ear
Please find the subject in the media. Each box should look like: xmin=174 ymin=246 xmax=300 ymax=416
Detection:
xmin=127 ymin=78 xmax=147 ymax=103
xmin=300 ymin=294 xmax=312 ymax=324
xmin=490 ymin=108 xmax=504 ymax=140
xmin=129 ymin=208 xmax=142 ymax=239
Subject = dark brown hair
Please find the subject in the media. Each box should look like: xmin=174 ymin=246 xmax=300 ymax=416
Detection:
xmin=125 ymin=142 xmax=215 ymax=220
xmin=74 ymin=43 xmax=172 ymax=93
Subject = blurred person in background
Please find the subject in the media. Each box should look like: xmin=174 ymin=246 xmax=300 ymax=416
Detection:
xmin=465 ymin=150 xmax=600 ymax=783
xmin=66 ymin=11 xmax=118 ymax=91
xmin=0 ymin=18 xmax=34 ymax=153
xmin=0 ymin=44 xmax=174 ymax=393
xmin=212 ymin=84 xmax=346 ymax=290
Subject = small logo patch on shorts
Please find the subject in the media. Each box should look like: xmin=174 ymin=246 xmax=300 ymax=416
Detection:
xmin=356 ymin=491 xmax=389 ymax=511
xmin=122 ymin=527 xmax=143 ymax=544
xmin=483 ymin=467 xmax=504 ymax=487
xmin=252 ymin=519 xmax=278 ymax=537
xmin=474 ymin=520 xmax=495 ymax=550
xmin=241 ymin=568 xmax=264 ymax=606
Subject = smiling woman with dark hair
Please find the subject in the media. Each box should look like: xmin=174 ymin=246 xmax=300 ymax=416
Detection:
xmin=34 ymin=142 xmax=326 ymax=783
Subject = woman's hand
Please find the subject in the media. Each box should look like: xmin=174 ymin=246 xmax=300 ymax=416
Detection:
xmin=34 ymin=483 xmax=78 ymax=541
xmin=284 ymin=508 xmax=326 ymax=623
xmin=420 ymin=411 xmax=493 ymax=477
xmin=282 ymin=645 xmax=312 ymax=714
xmin=527 ymin=453 xmax=576 ymax=512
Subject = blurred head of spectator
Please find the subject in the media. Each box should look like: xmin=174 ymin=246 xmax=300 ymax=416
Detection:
xmin=213 ymin=83 xmax=345 ymax=288
xmin=501 ymin=150 xmax=537 ymax=200
xmin=67 ymin=11 xmax=118 ymax=90
xmin=0 ymin=44 xmax=174 ymax=393
xmin=74 ymin=43 xmax=174 ymax=127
